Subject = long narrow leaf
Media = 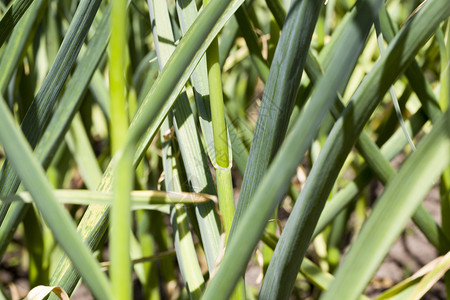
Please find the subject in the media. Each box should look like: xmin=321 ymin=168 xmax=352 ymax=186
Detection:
xmin=230 ymin=0 xmax=323 ymax=238
xmin=0 ymin=0 xmax=35 ymax=46
xmin=260 ymin=0 xmax=381 ymax=297
xmin=49 ymin=0 xmax=245 ymax=294
xmin=0 ymin=4 xmax=111 ymax=257
xmin=321 ymin=107 xmax=450 ymax=300
xmin=149 ymin=0 xmax=220 ymax=271
xmin=0 ymin=95 xmax=112 ymax=300
xmin=1 ymin=189 xmax=213 ymax=207
xmin=204 ymin=0 xmax=449 ymax=298
xmin=0 ymin=0 xmax=102 ymax=219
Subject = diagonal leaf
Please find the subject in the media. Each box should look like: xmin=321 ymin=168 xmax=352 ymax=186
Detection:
xmin=230 ymin=0 xmax=323 ymax=239
xmin=0 ymin=0 xmax=103 ymax=221
xmin=204 ymin=0 xmax=449 ymax=298
xmin=260 ymin=0 xmax=382 ymax=297
xmin=0 ymin=0 xmax=35 ymax=47
xmin=322 ymin=107 xmax=450 ymax=300
xmin=149 ymin=0 xmax=220 ymax=272
xmin=48 ymin=0 xmax=246 ymax=294
xmin=0 ymin=95 xmax=112 ymax=300
xmin=0 ymin=3 xmax=111 ymax=257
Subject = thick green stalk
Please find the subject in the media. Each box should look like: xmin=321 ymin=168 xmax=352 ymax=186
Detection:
xmin=109 ymin=0 xmax=132 ymax=297
xmin=215 ymin=168 xmax=235 ymax=240
xmin=109 ymin=0 xmax=128 ymax=155
xmin=203 ymin=0 xmax=241 ymax=295
xmin=203 ymin=0 xmax=235 ymax=241
xmin=182 ymin=0 xmax=241 ymax=296
xmin=177 ymin=8 xmax=248 ymax=292
xmin=109 ymin=150 xmax=134 ymax=300
xmin=207 ymin=38 xmax=229 ymax=169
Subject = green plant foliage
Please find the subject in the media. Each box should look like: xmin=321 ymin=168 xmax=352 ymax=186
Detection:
xmin=0 ymin=0 xmax=449 ymax=299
